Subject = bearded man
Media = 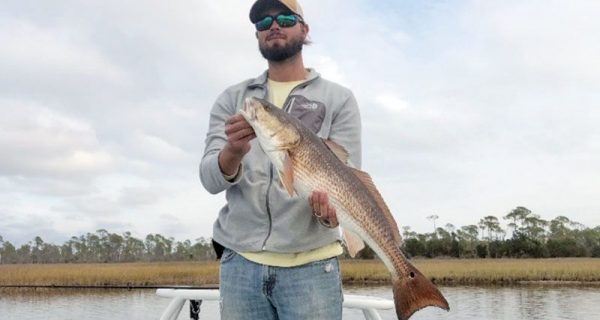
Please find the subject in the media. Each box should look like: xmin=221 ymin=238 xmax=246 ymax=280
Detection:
xmin=199 ymin=1 xmax=362 ymax=318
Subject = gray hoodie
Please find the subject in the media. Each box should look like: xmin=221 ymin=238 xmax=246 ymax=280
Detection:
xmin=199 ymin=69 xmax=361 ymax=253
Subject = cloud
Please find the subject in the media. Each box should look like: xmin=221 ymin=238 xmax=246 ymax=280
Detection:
xmin=118 ymin=186 xmax=162 ymax=208
xmin=375 ymin=94 xmax=410 ymax=114
xmin=309 ymin=56 xmax=351 ymax=88
xmin=0 ymin=99 xmax=115 ymax=179
xmin=0 ymin=202 xmax=92 ymax=245
xmin=461 ymin=1 xmax=600 ymax=85
xmin=0 ymin=19 xmax=129 ymax=84
xmin=302 ymin=0 xmax=600 ymax=231
xmin=0 ymin=0 xmax=599 ymax=246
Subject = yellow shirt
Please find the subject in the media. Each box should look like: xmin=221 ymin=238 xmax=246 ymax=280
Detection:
xmin=239 ymin=77 xmax=344 ymax=267
xmin=240 ymin=242 xmax=344 ymax=267
xmin=267 ymin=78 xmax=304 ymax=108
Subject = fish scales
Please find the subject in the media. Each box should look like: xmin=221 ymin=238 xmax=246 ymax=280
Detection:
xmin=290 ymin=128 xmax=404 ymax=271
xmin=240 ymin=97 xmax=450 ymax=320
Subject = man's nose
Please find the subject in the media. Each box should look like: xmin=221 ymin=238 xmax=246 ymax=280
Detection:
xmin=268 ymin=21 xmax=281 ymax=32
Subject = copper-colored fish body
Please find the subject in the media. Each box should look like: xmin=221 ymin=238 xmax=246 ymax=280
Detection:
xmin=240 ymin=97 xmax=449 ymax=320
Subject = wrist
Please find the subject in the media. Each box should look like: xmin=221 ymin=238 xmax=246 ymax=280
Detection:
xmin=219 ymin=145 xmax=244 ymax=176
xmin=222 ymin=165 xmax=240 ymax=182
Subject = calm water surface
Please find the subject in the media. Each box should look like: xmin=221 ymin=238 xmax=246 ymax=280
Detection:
xmin=1 ymin=285 xmax=599 ymax=320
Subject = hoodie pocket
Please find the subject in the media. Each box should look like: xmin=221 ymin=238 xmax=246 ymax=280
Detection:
xmin=285 ymin=95 xmax=326 ymax=134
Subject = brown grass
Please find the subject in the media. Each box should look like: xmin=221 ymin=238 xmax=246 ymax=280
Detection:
xmin=1 ymin=258 xmax=599 ymax=287
xmin=0 ymin=261 xmax=219 ymax=286
xmin=340 ymin=258 xmax=600 ymax=285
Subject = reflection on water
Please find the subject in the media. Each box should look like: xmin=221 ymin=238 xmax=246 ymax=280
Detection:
xmin=343 ymin=285 xmax=600 ymax=320
xmin=0 ymin=288 xmax=215 ymax=320
xmin=1 ymin=285 xmax=599 ymax=320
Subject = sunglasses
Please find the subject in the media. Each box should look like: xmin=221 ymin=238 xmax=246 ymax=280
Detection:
xmin=255 ymin=13 xmax=303 ymax=31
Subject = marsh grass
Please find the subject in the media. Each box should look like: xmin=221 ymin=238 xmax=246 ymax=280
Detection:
xmin=1 ymin=258 xmax=598 ymax=287
xmin=340 ymin=258 xmax=600 ymax=285
xmin=0 ymin=261 xmax=219 ymax=286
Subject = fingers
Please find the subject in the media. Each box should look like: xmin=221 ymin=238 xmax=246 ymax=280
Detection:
xmin=225 ymin=115 xmax=254 ymax=138
xmin=309 ymin=194 xmax=314 ymax=214
xmin=315 ymin=192 xmax=324 ymax=217
xmin=309 ymin=192 xmax=323 ymax=217
xmin=228 ymin=127 xmax=256 ymax=142
xmin=309 ymin=191 xmax=339 ymax=228
xmin=324 ymin=206 xmax=338 ymax=228
xmin=224 ymin=113 xmax=246 ymax=126
xmin=224 ymin=115 xmax=255 ymax=155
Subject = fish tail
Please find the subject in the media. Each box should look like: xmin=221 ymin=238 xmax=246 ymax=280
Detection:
xmin=392 ymin=262 xmax=449 ymax=320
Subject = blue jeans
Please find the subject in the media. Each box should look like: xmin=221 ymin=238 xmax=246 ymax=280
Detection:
xmin=219 ymin=248 xmax=343 ymax=320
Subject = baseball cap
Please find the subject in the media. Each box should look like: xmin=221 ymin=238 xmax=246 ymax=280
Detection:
xmin=249 ymin=0 xmax=304 ymax=23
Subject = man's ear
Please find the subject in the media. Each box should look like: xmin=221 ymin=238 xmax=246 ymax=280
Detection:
xmin=301 ymin=23 xmax=310 ymax=43
xmin=255 ymin=31 xmax=259 ymax=39
xmin=303 ymin=23 xmax=310 ymax=35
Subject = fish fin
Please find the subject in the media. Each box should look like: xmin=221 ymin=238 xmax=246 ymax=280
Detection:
xmin=322 ymin=139 xmax=349 ymax=164
xmin=350 ymin=168 xmax=402 ymax=246
xmin=274 ymin=141 xmax=299 ymax=151
xmin=392 ymin=262 xmax=450 ymax=320
xmin=342 ymin=228 xmax=365 ymax=258
xmin=278 ymin=152 xmax=295 ymax=197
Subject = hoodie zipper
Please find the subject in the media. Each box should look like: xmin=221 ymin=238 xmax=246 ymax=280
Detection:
xmin=259 ymin=77 xmax=315 ymax=250
xmin=261 ymin=165 xmax=274 ymax=250
xmin=261 ymin=85 xmax=273 ymax=250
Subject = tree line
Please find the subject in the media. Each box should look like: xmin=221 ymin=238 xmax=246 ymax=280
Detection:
xmin=396 ymin=207 xmax=600 ymax=259
xmin=0 ymin=230 xmax=216 ymax=264
xmin=1 ymin=207 xmax=599 ymax=264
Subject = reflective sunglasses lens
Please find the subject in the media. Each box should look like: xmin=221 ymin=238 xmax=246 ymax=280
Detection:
xmin=276 ymin=14 xmax=297 ymax=28
xmin=256 ymin=16 xmax=273 ymax=31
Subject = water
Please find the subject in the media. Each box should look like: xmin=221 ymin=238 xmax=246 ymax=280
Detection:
xmin=343 ymin=285 xmax=600 ymax=320
xmin=1 ymin=285 xmax=599 ymax=320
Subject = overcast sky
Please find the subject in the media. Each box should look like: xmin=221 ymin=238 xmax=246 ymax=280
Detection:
xmin=1 ymin=0 xmax=599 ymax=246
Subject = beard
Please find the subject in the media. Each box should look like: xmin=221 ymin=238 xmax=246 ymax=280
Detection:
xmin=259 ymin=35 xmax=304 ymax=62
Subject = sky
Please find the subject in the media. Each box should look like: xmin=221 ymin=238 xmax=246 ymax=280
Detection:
xmin=1 ymin=0 xmax=599 ymax=246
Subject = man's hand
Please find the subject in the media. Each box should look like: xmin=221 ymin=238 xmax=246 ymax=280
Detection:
xmin=219 ymin=114 xmax=256 ymax=176
xmin=309 ymin=191 xmax=339 ymax=228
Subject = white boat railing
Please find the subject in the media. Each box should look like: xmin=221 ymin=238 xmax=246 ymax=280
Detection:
xmin=156 ymin=288 xmax=394 ymax=320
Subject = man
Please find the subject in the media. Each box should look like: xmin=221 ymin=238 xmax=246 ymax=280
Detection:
xmin=199 ymin=0 xmax=361 ymax=318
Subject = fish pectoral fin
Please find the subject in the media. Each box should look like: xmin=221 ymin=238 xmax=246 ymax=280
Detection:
xmin=322 ymin=139 xmax=349 ymax=164
xmin=278 ymin=152 xmax=295 ymax=197
xmin=268 ymin=141 xmax=298 ymax=153
xmin=342 ymin=228 xmax=365 ymax=258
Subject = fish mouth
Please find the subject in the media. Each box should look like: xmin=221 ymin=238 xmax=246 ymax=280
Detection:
xmin=241 ymin=98 xmax=257 ymax=121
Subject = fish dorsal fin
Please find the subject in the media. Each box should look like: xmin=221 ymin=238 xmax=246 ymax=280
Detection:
xmin=322 ymin=139 xmax=349 ymax=164
xmin=342 ymin=228 xmax=365 ymax=258
xmin=278 ymin=151 xmax=295 ymax=197
xmin=350 ymin=168 xmax=402 ymax=245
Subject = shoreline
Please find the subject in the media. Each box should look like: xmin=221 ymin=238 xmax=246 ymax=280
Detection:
xmin=2 ymin=280 xmax=600 ymax=290
xmin=1 ymin=258 xmax=598 ymax=287
xmin=343 ymin=279 xmax=600 ymax=286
